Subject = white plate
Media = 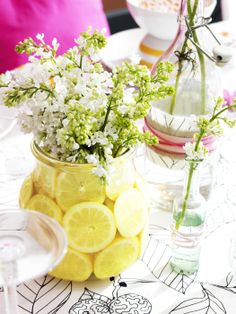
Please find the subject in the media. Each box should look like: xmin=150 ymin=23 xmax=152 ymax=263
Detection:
xmin=100 ymin=28 xmax=146 ymax=69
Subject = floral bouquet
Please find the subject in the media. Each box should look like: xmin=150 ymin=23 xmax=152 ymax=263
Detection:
xmin=0 ymin=28 xmax=175 ymax=281
xmin=0 ymin=28 xmax=173 ymax=178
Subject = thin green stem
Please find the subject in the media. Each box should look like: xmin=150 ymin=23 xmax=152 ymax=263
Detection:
xmin=189 ymin=0 xmax=206 ymax=114
xmin=100 ymin=98 xmax=112 ymax=132
xmin=170 ymin=0 xmax=207 ymax=115
xmin=113 ymin=136 xmax=138 ymax=158
xmin=79 ymin=56 xmax=83 ymax=69
xmin=176 ymin=162 xmax=195 ymax=228
xmin=169 ymin=0 xmax=192 ymax=114
xmin=170 ymin=61 xmax=184 ymax=114
xmin=176 ymin=128 xmax=204 ymax=229
xmin=210 ymin=105 xmax=233 ymax=122
xmin=194 ymin=129 xmax=205 ymax=151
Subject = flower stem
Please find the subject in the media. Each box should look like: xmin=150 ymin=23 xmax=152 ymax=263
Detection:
xmin=176 ymin=129 xmax=204 ymax=229
xmin=170 ymin=0 xmax=206 ymax=115
xmin=170 ymin=58 xmax=184 ymax=115
xmin=175 ymin=161 xmax=195 ymax=228
xmin=189 ymin=0 xmax=206 ymax=114
xmin=100 ymin=99 xmax=112 ymax=132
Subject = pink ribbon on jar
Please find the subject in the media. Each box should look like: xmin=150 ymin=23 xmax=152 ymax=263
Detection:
xmin=143 ymin=118 xmax=217 ymax=156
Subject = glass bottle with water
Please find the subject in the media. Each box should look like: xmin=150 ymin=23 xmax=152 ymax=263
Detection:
xmin=170 ymin=159 xmax=206 ymax=274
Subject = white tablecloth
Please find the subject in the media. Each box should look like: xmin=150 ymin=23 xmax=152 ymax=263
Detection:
xmin=1 ymin=22 xmax=236 ymax=314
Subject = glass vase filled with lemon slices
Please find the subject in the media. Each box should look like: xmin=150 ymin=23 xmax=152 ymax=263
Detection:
xmin=19 ymin=141 xmax=149 ymax=281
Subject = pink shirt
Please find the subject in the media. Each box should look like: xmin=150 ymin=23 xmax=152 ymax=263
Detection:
xmin=0 ymin=0 xmax=110 ymax=73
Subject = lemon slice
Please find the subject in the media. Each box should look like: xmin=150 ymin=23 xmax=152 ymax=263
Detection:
xmin=106 ymin=158 xmax=135 ymax=201
xmin=50 ymin=248 xmax=92 ymax=281
xmin=33 ymin=163 xmax=57 ymax=199
xmin=19 ymin=175 xmax=34 ymax=208
xmin=63 ymin=202 xmax=116 ymax=253
xmin=56 ymin=172 xmax=105 ymax=212
xmin=94 ymin=237 xmax=139 ymax=279
xmin=114 ymin=188 xmax=148 ymax=238
xmin=27 ymin=194 xmax=63 ymax=223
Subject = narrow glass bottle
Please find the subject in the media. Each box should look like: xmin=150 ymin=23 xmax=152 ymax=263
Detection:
xmin=170 ymin=159 xmax=206 ymax=274
xmin=149 ymin=0 xmax=221 ymax=121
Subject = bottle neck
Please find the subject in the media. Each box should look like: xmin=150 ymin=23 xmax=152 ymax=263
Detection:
xmin=178 ymin=0 xmax=204 ymax=29
xmin=183 ymin=159 xmax=202 ymax=199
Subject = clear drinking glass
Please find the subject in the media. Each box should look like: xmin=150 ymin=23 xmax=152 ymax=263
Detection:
xmin=0 ymin=209 xmax=67 ymax=314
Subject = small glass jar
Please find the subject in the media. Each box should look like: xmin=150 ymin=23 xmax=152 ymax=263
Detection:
xmin=170 ymin=158 xmax=206 ymax=274
xmin=19 ymin=142 xmax=149 ymax=281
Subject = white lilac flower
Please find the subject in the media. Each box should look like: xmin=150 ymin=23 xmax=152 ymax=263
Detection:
xmin=74 ymin=37 xmax=86 ymax=49
xmin=118 ymin=105 xmax=128 ymax=115
xmin=183 ymin=141 xmax=209 ymax=160
xmin=104 ymin=123 xmax=118 ymax=140
xmin=92 ymin=164 xmax=107 ymax=178
xmin=86 ymin=154 xmax=99 ymax=164
xmin=123 ymin=88 xmax=135 ymax=104
xmin=52 ymin=38 xmax=59 ymax=50
xmin=2 ymin=71 xmax=12 ymax=84
xmin=36 ymin=33 xmax=45 ymax=43
xmin=88 ymin=47 xmax=100 ymax=62
xmin=72 ymin=142 xmax=80 ymax=150
xmin=54 ymin=76 xmax=68 ymax=96
xmin=90 ymin=132 xmax=108 ymax=146
xmin=74 ymin=81 xmax=88 ymax=94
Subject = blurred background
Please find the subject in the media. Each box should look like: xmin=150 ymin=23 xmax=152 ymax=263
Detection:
xmin=102 ymin=0 xmax=222 ymax=34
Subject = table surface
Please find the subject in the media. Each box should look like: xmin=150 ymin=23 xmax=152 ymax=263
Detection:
xmin=1 ymin=23 xmax=236 ymax=314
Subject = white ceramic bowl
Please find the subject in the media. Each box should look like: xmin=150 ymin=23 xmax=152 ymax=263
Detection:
xmin=127 ymin=0 xmax=177 ymax=40
xmin=126 ymin=0 xmax=217 ymax=41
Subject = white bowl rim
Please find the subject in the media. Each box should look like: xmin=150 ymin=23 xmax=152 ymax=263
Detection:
xmin=126 ymin=0 xmax=217 ymax=17
xmin=126 ymin=0 xmax=177 ymax=16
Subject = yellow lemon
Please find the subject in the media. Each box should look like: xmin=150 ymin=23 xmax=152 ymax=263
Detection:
xmin=106 ymin=158 xmax=135 ymax=201
xmin=33 ymin=163 xmax=57 ymax=199
xmin=63 ymin=202 xmax=116 ymax=253
xmin=114 ymin=188 xmax=148 ymax=238
xmin=56 ymin=171 xmax=105 ymax=212
xmin=50 ymin=248 xmax=92 ymax=282
xmin=19 ymin=175 xmax=34 ymax=208
xmin=27 ymin=194 xmax=63 ymax=223
xmin=94 ymin=237 xmax=139 ymax=279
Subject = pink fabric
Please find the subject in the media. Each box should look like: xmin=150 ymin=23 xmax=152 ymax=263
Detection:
xmin=0 ymin=0 xmax=110 ymax=73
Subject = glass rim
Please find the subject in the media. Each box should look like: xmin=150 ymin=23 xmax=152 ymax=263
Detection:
xmin=185 ymin=157 xmax=204 ymax=163
xmin=31 ymin=140 xmax=136 ymax=170
xmin=0 ymin=208 xmax=67 ymax=284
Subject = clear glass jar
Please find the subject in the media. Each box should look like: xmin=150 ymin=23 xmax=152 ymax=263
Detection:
xmin=170 ymin=159 xmax=206 ymax=274
xmin=19 ymin=142 xmax=149 ymax=281
xmin=134 ymin=142 xmax=218 ymax=211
